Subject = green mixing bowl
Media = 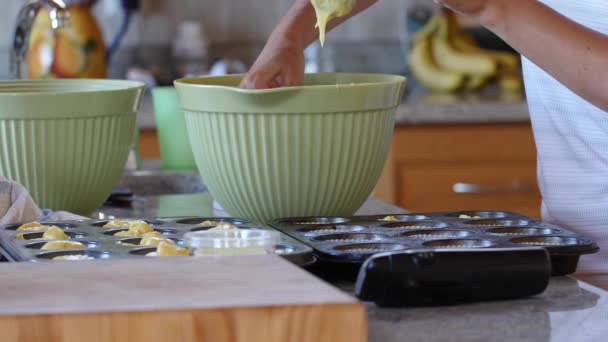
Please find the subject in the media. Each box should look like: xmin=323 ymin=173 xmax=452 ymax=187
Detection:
xmin=0 ymin=79 xmax=145 ymax=215
xmin=175 ymin=73 xmax=406 ymax=222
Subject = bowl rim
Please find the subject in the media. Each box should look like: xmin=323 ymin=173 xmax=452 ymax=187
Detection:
xmin=174 ymin=72 xmax=407 ymax=114
xmin=174 ymin=72 xmax=407 ymax=94
xmin=0 ymin=79 xmax=146 ymax=119
xmin=0 ymin=79 xmax=146 ymax=97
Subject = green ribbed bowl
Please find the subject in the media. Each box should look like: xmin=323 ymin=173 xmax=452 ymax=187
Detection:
xmin=175 ymin=73 xmax=406 ymax=222
xmin=0 ymin=79 xmax=145 ymax=215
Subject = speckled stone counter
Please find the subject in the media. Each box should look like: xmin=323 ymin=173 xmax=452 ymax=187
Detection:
xmin=364 ymin=277 xmax=607 ymax=342
xmin=97 ymin=192 xmax=405 ymax=221
xmin=100 ymin=169 xmax=406 ymax=218
xmin=98 ymin=171 xmax=607 ymax=342
xmin=396 ymin=91 xmax=530 ymax=125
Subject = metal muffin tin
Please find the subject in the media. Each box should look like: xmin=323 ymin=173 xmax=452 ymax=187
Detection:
xmin=269 ymin=211 xmax=599 ymax=276
xmin=0 ymin=217 xmax=315 ymax=266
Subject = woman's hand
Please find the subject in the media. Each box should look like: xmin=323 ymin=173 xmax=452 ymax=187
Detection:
xmin=437 ymin=0 xmax=608 ymax=111
xmin=240 ymin=0 xmax=379 ymax=89
xmin=240 ymin=38 xmax=305 ymax=89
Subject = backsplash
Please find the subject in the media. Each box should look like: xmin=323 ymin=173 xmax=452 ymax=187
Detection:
xmin=0 ymin=0 xmax=404 ymax=80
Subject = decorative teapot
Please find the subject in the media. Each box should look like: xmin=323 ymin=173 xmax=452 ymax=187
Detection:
xmin=11 ymin=0 xmax=136 ymax=79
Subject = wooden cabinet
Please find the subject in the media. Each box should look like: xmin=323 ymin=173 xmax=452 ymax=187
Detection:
xmin=138 ymin=129 xmax=161 ymax=160
xmin=374 ymin=123 xmax=542 ymax=218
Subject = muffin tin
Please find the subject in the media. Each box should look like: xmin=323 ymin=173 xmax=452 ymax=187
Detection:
xmin=269 ymin=211 xmax=599 ymax=275
xmin=0 ymin=217 xmax=314 ymax=266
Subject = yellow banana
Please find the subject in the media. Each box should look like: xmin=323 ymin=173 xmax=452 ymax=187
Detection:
xmin=487 ymin=50 xmax=520 ymax=73
xmin=450 ymin=27 xmax=520 ymax=74
xmin=465 ymin=74 xmax=491 ymax=90
xmin=410 ymin=35 xmax=464 ymax=92
xmin=451 ymin=32 xmax=480 ymax=51
xmin=432 ymin=12 xmax=497 ymax=75
xmin=499 ymin=73 xmax=524 ymax=93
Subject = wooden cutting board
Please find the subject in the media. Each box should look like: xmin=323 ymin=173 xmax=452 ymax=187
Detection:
xmin=0 ymin=256 xmax=366 ymax=342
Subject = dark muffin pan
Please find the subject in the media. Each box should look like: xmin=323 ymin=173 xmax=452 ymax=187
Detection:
xmin=269 ymin=211 xmax=599 ymax=275
xmin=0 ymin=217 xmax=314 ymax=266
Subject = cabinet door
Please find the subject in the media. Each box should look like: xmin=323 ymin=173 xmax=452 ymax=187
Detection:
xmin=398 ymin=162 xmax=541 ymax=217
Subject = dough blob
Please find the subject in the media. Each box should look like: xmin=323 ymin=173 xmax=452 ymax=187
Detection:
xmin=42 ymin=226 xmax=70 ymax=240
xmin=147 ymin=242 xmax=189 ymax=257
xmin=41 ymin=241 xmax=84 ymax=250
xmin=311 ymin=0 xmax=356 ymax=46
xmin=114 ymin=221 xmax=155 ymax=237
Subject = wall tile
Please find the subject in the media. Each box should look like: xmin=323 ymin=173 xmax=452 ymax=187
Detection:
xmin=159 ymin=0 xmax=283 ymax=42
xmin=0 ymin=1 xmax=25 ymax=49
xmin=330 ymin=0 xmax=402 ymax=42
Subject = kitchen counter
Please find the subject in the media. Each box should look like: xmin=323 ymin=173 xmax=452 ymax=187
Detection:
xmin=395 ymin=90 xmax=529 ymax=125
xmin=94 ymin=173 xmax=607 ymax=342
xmin=97 ymin=168 xmax=405 ymax=219
xmin=98 ymin=193 xmax=405 ymax=220
xmin=365 ymin=277 xmax=607 ymax=341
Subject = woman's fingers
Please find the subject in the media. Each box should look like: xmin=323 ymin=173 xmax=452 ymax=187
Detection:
xmin=240 ymin=41 xmax=305 ymax=89
xmin=240 ymin=70 xmax=276 ymax=89
xmin=282 ymin=64 xmax=304 ymax=88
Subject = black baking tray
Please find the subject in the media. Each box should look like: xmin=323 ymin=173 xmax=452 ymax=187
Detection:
xmin=0 ymin=217 xmax=315 ymax=266
xmin=269 ymin=210 xmax=599 ymax=276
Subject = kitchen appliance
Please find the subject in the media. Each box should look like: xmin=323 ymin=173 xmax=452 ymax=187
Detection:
xmin=11 ymin=0 xmax=138 ymax=79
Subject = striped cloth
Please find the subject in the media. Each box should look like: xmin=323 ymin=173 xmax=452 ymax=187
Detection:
xmin=522 ymin=0 xmax=608 ymax=273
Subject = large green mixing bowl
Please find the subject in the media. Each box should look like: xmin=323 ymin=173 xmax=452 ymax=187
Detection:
xmin=175 ymin=73 xmax=406 ymax=222
xmin=0 ymin=79 xmax=145 ymax=215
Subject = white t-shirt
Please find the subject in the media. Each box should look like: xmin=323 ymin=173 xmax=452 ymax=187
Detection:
xmin=522 ymin=0 xmax=608 ymax=273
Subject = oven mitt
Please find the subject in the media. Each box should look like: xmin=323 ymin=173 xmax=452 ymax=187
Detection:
xmin=0 ymin=177 xmax=85 ymax=226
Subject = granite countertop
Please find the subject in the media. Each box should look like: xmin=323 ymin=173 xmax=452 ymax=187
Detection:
xmin=365 ymin=277 xmax=607 ymax=341
xmin=97 ymin=191 xmax=405 ymax=221
xmin=395 ymin=88 xmax=530 ymax=125
xmin=97 ymin=170 xmax=607 ymax=342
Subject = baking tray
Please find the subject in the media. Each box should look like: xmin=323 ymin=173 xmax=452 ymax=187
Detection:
xmin=0 ymin=217 xmax=315 ymax=267
xmin=269 ymin=210 xmax=599 ymax=276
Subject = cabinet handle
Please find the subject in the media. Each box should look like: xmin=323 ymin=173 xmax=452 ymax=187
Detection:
xmin=452 ymin=182 xmax=533 ymax=194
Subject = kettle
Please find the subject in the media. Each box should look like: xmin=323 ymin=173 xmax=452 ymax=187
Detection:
xmin=11 ymin=0 xmax=137 ymax=79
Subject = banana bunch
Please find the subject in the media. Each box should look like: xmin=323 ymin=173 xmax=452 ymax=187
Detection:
xmin=409 ymin=11 xmax=523 ymax=93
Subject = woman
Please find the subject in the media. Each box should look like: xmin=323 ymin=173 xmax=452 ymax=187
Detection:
xmin=242 ymin=0 xmax=608 ymax=273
